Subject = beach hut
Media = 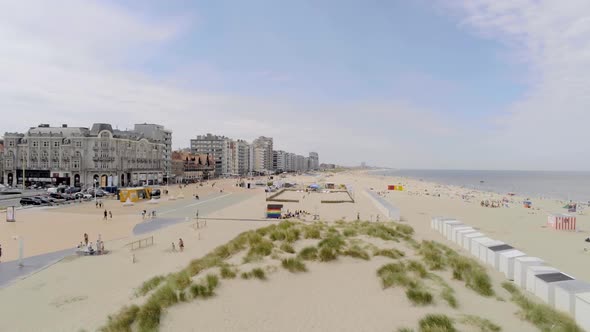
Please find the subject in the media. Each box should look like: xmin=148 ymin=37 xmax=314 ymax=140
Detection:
xmin=431 ymin=217 xmax=454 ymax=233
xmin=547 ymin=213 xmax=577 ymax=231
xmin=462 ymin=232 xmax=485 ymax=251
xmin=442 ymin=220 xmax=462 ymax=238
xmin=451 ymin=226 xmax=474 ymax=244
xmin=514 ymin=257 xmax=545 ymax=288
xmin=396 ymin=185 xmax=404 ymax=191
xmin=266 ymin=204 xmax=283 ymax=219
xmin=478 ymin=240 xmax=504 ymax=264
xmin=470 ymin=237 xmax=492 ymax=258
xmin=486 ymin=244 xmax=515 ymax=269
xmin=456 ymin=229 xmax=477 ymax=246
xmin=534 ymin=272 xmax=575 ymax=306
xmin=388 ymin=185 xmax=396 ymax=190
xmin=526 ymin=265 xmax=559 ymax=293
xmin=445 ymin=222 xmax=465 ymax=241
xmin=498 ymin=250 xmax=526 ymax=280
xmin=575 ymin=292 xmax=590 ymax=331
xmin=554 ymin=280 xmax=590 ymax=317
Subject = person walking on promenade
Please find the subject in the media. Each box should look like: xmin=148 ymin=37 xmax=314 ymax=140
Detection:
xmin=0 ymin=243 xmax=3 ymax=263
xmin=103 ymin=209 xmax=108 ymax=220
xmin=109 ymin=211 xmax=112 ymax=219
xmin=95 ymin=201 xmax=98 ymax=208
xmin=84 ymin=233 xmax=89 ymax=246
xmin=179 ymin=238 xmax=184 ymax=252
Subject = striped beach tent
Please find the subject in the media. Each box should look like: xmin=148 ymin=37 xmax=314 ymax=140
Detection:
xmin=547 ymin=213 xmax=576 ymax=231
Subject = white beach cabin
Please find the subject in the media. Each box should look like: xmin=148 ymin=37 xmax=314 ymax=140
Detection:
xmin=526 ymin=265 xmax=559 ymax=293
xmin=486 ymin=244 xmax=515 ymax=269
xmin=445 ymin=223 xmax=466 ymax=241
xmin=478 ymin=240 xmax=504 ymax=264
xmin=457 ymin=229 xmax=478 ymax=247
xmin=533 ymin=272 xmax=575 ymax=305
xmin=449 ymin=226 xmax=472 ymax=243
xmin=575 ymin=292 xmax=590 ymax=332
xmin=463 ymin=232 xmax=485 ymax=252
xmin=514 ymin=256 xmax=544 ymax=288
xmin=442 ymin=220 xmax=462 ymax=238
xmin=554 ymin=280 xmax=590 ymax=317
xmin=498 ymin=249 xmax=526 ymax=280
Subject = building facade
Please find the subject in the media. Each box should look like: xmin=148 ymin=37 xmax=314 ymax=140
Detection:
xmin=252 ymin=136 xmax=273 ymax=172
xmin=171 ymin=151 xmax=214 ymax=183
xmin=309 ymin=152 xmax=319 ymax=170
xmin=190 ymin=133 xmax=229 ymax=177
xmin=133 ymin=123 xmax=172 ymax=182
xmin=231 ymin=139 xmax=250 ymax=176
xmin=0 ymin=139 xmax=4 ymax=184
xmin=2 ymin=123 xmax=165 ymax=188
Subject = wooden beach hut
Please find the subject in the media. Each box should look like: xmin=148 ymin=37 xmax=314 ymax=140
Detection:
xmin=456 ymin=229 xmax=477 ymax=246
xmin=442 ymin=220 xmax=462 ymax=238
xmin=486 ymin=244 xmax=515 ymax=269
xmin=462 ymin=232 xmax=485 ymax=251
xmin=514 ymin=256 xmax=545 ymax=288
xmin=575 ymin=292 xmax=590 ymax=331
xmin=526 ymin=265 xmax=559 ymax=293
xmin=499 ymin=249 xmax=526 ymax=280
xmin=470 ymin=237 xmax=492 ymax=258
xmin=547 ymin=213 xmax=577 ymax=231
xmin=388 ymin=185 xmax=396 ymax=190
xmin=554 ymin=280 xmax=590 ymax=317
xmin=445 ymin=222 xmax=466 ymax=241
xmin=431 ymin=217 xmax=455 ymax=233
xmin=477 ymin=240 xmax=504 ymax=264
xmin=533 ymin=272 xmax=575 ymax=306
xmin=266 ymin=204 xmax=283 ymax=219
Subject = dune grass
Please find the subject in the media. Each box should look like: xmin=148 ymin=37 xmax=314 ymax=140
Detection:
xmin=280 ymin=242 xmax=295 ymax=254
xmin=501 ymin=282 xmax=583 ymax=331
xmin=373 ymin=248 xmax=405 ymax=259
xmin=303 ymin=225 xmax=322 ymax=239
xmin=168 ymin=271 xmax=191 ymax=291
xmin=459 ymin=315 xmax=501 ymax=332
xmin=281 ymin=258 xmax=307 ymax=273
xmin=342 ymin=227 xmax=357 ymax=237
xmin=101 ymin=305 xmax=140 ymax=332
xmin=377 ymin=263 xmax=414 ymax=288
xmin=137 ymin=275 xmax=165 ymax=297
xmin=397 ymin=328 xmax=415 ymax=332
xmin=251 ymin=268 xmax=267 ymax=280
xmin=318 ymin=247 xmax=338 ymax=262
xmin=361 ymin=223 xmax=402 ymax=241
xmin=298 ymin=246 xmax=319 ymax=261
xmin=406 ymin=287 xmax=434 ymax=306
xmin=137 ymin=285 xmax=178 ymax=330
xmin=220 ymin=265 xmax=238 ymax=279
xmin=407 ymin=260 xmax=428 ymax=278
xmin=343 ymin=245 xmax=370 ymax=260
xmin=396 ymin=223 xmax=415 ymax=236
xmin=418 ymin=314 xmax=456 ymax=332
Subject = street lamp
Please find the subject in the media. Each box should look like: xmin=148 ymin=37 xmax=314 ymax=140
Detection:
xmin=94 ymin=178 xmax=98 ymax=203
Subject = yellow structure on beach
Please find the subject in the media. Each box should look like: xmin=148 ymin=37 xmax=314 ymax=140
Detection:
xmin=118 ymin=187 xmax=160 ymax=202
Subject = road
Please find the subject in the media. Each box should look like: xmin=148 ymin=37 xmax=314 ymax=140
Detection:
xmin=0 ymin=191 xmax=253 ymax=288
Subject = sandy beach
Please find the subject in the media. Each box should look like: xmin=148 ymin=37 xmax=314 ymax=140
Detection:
xmin=0 ymin=171 xmax=587 ymax=331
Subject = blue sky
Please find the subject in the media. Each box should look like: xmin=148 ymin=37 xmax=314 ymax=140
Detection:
xmin=1 ymin=0 xmax=589 ymax=170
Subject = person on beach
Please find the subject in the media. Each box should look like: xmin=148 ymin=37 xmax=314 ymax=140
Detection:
xmin=179 ymin=238 xmax=184 ymax=252
xmin=0 ymin=243 xmax=2 ymax=263
xmin=103 ymin=209 xmax=108 ymax=220
xmin=95 ymin=201 xmax=98 ymax=208
xmin=357 ymin=212 xmax=360 ymax=221
xmin=172 ymin=242 xmax=176 ymax=252
xmin=109 ymin=211 xmax=112 ymax=219
xmin=84 ymin=233 xmax=89 ymax=246
xmin=142 ymin=210 xmax=146 ymax=219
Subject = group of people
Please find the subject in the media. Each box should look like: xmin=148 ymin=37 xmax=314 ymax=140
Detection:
xmin=103 ymin=209 xmax=113 ymax=220
xmin=480 ymin=200 xmax=505 ymax=208
xmin=171 ymin=238 xmax=185 ymax=252
xmin=95 ymin=200 xmax=104 ymax=208
xmin=282 ymin=209 xmax=310 ymax=219
xmin=141 ymin=210 xmax=157 ymax=219
xmin=77 ymin=233 xmax=105 ymax=255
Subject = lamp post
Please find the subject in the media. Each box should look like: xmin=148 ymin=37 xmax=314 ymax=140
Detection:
xmin=94 ymin=178 xmax=97 ymax=203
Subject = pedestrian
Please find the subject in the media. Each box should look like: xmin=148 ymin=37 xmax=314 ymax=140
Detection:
xmin=172 ymin=242 xmax=176 ymax=252
xmin=0 ymin=243 xmax=2 ymax=263
xmin=142 ymin=210 xmax=146 ymax=219
xmin=103 ymin=209 xmax=108 ymax=220
xmin=84 ymin=233 xmax=89 ymax=246
xmin=95 ymin=201 xmax=98 ymax=208
xmin=179 ymin=238 xmax=184 ymax=252
xmin=109 ymin=211 xmax=112 ymax=219
xmin=357 ymin=212 xmax=360 ymax=221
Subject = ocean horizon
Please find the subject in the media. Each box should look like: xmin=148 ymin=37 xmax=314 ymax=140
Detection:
xmin=372 ymin=169 xmax=590 ymax=202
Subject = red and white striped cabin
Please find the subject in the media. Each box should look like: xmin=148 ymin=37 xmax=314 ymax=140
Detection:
xmin=547 ymin=214 xmax=576 ymax=231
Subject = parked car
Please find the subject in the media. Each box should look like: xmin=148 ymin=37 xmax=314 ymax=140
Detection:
xmin=49 ymin=192 xmax=64 ymax=200
xmin=65 ymin=186 xmax=82 ymax=194
xmin=35 ymin=196 xmax=53 ymax=205
xmin=20 ymin=197 xmax=41 ymax=206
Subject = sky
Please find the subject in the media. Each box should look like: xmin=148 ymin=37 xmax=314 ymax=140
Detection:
xmin=0 ymin=0 xmax=589 ymax=170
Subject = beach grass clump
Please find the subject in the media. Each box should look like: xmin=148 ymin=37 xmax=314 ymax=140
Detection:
xmin=246 ymin=239 xmax=274 ymax=259
xmin=251 ymin=268 xmax=267 ymax=280
xmin=298 ymin=246 xmax=319 ymax=261
xmin=342 ymin=227 xmax=357 ymax=237
xmin=318 ymin=247 xmax=338 ymax=262
xmin=419 ymin=241 xmax=447 ymax=270
xmin=278 ymin=220 xmax=295 ymax=229
xmin=377 ymin=263 xmax=412 ymax=288
xmin=136 ymin=299 xmax=162 ymax=331
xmin=190 ymin=274 xmax=219 ymax=299
xmin=459 ymin=315 xmax=501 ymax=332
xmin=406 ymin=287 xmax=434 ymax=306
xmin=285 ymin=228 xmax=301 ymax=242
xmin=240 ymin=271 xmax=252 ymax=280
xmin=101 ymin=305 xmax=140 ymax=332
xmin=395 ymin=223 xmax=415 ymax=236
xmin=419 ymin=314 xmax=456 ymax=332
xmin=361 ymin=223 xmax=402 ymax=241
xmin=281 ymin=258 xmax=307 ymax=273
xmin=280 ymin=242 xmax=295 ymax=254
xmin=220 ymin=265 xmax=237 ymax=279
xmin=269 ymin=229 xmax=287 ymax=241
xmin=374 ymin=248 xmax=405 ymax=259
xmin=501 ymin=282 xmax=582 ymax=331
xmin=137 ymin=275 xmax=165 ymax=296
xmin=407 ymin=260 xmax=428 ymax=278
xmin=448 ymin=255 xmax=494 ymax=297
xmin=397 ymin=328 xmax=415 ymax=332
xmin=441 ymin=288 xmax=458 ymax=309
xmin=318 ymin=235 xmax=346 ymax=251
xmin=303 ymin=225 xmax=322 ymax=239
xmin=168 ymin=271 xmax=191 ymax=291
xmin=343 ymin=245 xmax=370 ymax=260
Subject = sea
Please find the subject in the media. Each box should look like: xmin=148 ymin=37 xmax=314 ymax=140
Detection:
xmin=372 ymin=169 xmax=590 ymax=202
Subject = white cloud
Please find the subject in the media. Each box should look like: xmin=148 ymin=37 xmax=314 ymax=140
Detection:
xmin=447 ymin=0 xmax=590 ymax=170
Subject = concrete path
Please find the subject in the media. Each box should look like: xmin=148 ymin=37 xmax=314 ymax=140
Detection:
xmin=0 ymin=247 xmax=75 ymax=288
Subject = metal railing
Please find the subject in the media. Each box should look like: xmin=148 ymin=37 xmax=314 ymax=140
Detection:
xmin=127 ymin=236 xmax=154 ymax=251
